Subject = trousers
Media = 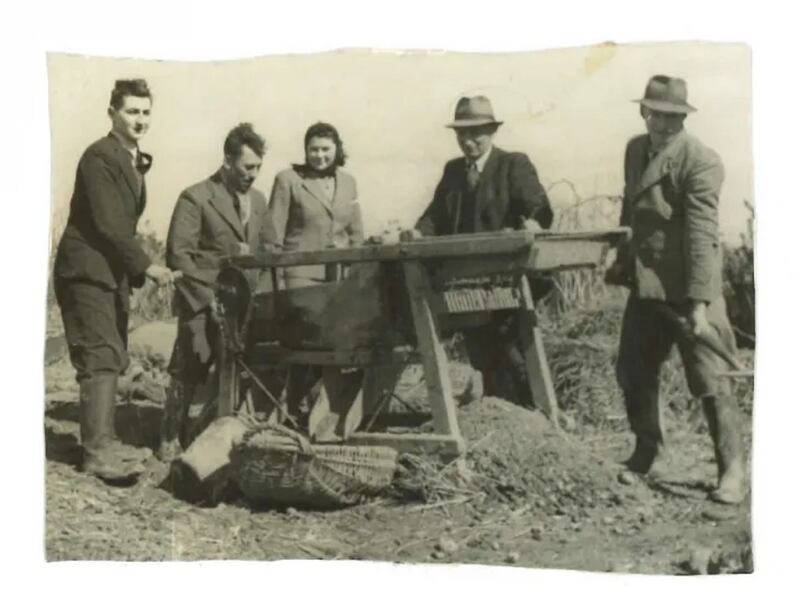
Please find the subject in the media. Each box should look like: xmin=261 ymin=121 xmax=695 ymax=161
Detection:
xmin=167 ymin=306 xmax=217 ymax=386
xmin=55 ymin=279 xmax=129 ymax=382
xmin=463 ymin=312 xmax=532 ymax=405
xmin=616 ymin=295 xmax=736 ymax=441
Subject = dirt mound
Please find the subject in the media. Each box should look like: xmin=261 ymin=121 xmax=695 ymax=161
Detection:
xmin=458 ymin=398 xmax=636 ymax=518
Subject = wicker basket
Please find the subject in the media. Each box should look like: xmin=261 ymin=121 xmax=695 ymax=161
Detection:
xmin=230 ymin=423 xmax=398 ymax=509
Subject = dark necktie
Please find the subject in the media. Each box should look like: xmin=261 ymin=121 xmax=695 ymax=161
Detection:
xmin=466 ymin=161 xmax=480 ymax=191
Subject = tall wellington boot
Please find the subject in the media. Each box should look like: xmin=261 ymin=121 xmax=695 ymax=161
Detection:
xmin=623 ymin=390 xmax=668 ymax=478
xmin=703 ymin=396 xmax=747 ymax=504
xmin=80 ymin=373 xmax=150 ymax=481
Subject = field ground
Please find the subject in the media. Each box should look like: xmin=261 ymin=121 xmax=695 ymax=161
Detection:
xmin=44 ymin=305 xmax=753 ymax=573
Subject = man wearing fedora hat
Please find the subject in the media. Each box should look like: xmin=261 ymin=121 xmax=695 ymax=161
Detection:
xmin=416 ymin=95 xmax=554 ymax=406
xmin=607 ymin=75 xmax=746 ymax=504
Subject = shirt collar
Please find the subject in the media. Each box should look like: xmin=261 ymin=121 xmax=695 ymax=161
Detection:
xmin=467 ymin=145 xmax=493 ymax=173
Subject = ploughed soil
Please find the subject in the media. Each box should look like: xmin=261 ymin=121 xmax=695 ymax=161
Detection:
xmin=44 ymin=312 xmax=753 ymax=573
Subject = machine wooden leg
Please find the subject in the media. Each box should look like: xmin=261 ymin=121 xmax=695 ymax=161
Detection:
xmin=402 ymin=261 xmax=462 ymax=444
xmin=517 ymin=278 xmax=560 ymax=429
xmin=348 ymin=431 xmax=465 ymax=458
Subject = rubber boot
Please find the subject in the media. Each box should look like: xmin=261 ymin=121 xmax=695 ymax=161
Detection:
xmin=703 ymin=396 xmax=747 ymax=504
xmin=157 ymin=378 xmax=194 ymax=462
xmin=623 ymin=390 xmax=668 ymax=478
xmin=625 ymin=436 xmax=657 ymax=473
xmin=100 ymin=374 xmax=152 ymax=462
xmin=80 ymin=373 xmax=150 ymax=481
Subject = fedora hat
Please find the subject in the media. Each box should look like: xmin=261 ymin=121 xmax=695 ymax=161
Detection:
xmin=634 ymin=75 xmax=697 ymax=114
xmin=446 ymin=96 xmax=504 ymax=129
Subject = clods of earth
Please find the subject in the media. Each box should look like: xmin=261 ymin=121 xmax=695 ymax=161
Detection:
xmin=44 ymin=313 xmax=753 ymax=572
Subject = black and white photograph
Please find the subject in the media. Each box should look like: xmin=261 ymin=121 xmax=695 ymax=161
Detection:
xmin=41 ymin=43 xmax=756 ymax=573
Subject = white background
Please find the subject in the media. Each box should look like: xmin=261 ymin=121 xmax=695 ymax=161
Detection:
xmin=1 ymin=1 xmax=796 ymax=607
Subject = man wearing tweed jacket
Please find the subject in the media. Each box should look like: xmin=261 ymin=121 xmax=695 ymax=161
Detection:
xmin=608 ymin=75 xmax=746 ymax=504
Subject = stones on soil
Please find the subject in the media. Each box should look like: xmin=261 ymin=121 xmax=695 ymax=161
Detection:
xmin=505 ymin=551 xmax=520 ymax=564
xmin=685 ymin=545 xmax=715 ymax=575
xmin=435 ymin=535 xmax=459 ymax=555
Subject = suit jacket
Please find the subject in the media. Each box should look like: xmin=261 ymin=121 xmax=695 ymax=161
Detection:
xmin=167 ymin=170 xmax=272 ymax=314
xmin=53 ymin=133 xmax=152 ymax=309
xmin=415 ymin=147 xmax=553 ymax=236
xmin=267 ymin=165 xmax=364 ymax=285
xmin=620 ymin=130 xmax=725 ymax=304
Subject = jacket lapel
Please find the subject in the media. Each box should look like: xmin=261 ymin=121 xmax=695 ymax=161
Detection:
xmin=633 ymin=131 xmax=686 ymax=200
xmin=301 ymin=172 xmax=334 ymax=215
xmin=331 ymin=168 xmax=355 ymax=210
xmin=208 ymin=172 xmax=246 ymax=241
xmin=107 ymin=134 xmax=141 ymax=202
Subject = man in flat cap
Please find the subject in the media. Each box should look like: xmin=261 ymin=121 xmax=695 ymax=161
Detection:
xmin=416 ymin=95 xmax=554 ymax=406
xmin=607 ymin=75 xmax=746 ymax=504
xmin=53 ymin=79 xmax=177 ymax=482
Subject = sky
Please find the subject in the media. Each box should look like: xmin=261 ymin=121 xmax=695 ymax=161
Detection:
xmin=48 ymin=43 xmax=752 ymax=243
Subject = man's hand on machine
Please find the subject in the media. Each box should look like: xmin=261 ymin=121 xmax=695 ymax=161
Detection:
xmin=145 ymin=264 xmax=181 ymax=287
xmin=520 ymin=217 xmax=542 ymax=232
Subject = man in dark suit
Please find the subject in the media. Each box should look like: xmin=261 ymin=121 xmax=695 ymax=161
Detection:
xmin=53 ymin=79 xmax=176 ymax=481
xmin=159 ymin=123 xmax=274 ymax=461
xmin=607 ymin=75 xmax=745 ymax=504
xmin=416 ymin=95 xmax=554 ymax=405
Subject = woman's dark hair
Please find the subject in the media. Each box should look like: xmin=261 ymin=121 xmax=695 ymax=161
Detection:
xmin=109 ymin=79 xmax=151 ymax=110
xmin=224 ymin=122 xmax=267 ymax=159
xmin=304 ymin=121 xmax=347 ymax=167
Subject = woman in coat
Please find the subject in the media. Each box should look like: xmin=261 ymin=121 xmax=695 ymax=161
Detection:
xmin=266 ymin=122 xmax=364 ymax=430
xmin=267 ymin=121 xmax=364 ymax=287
